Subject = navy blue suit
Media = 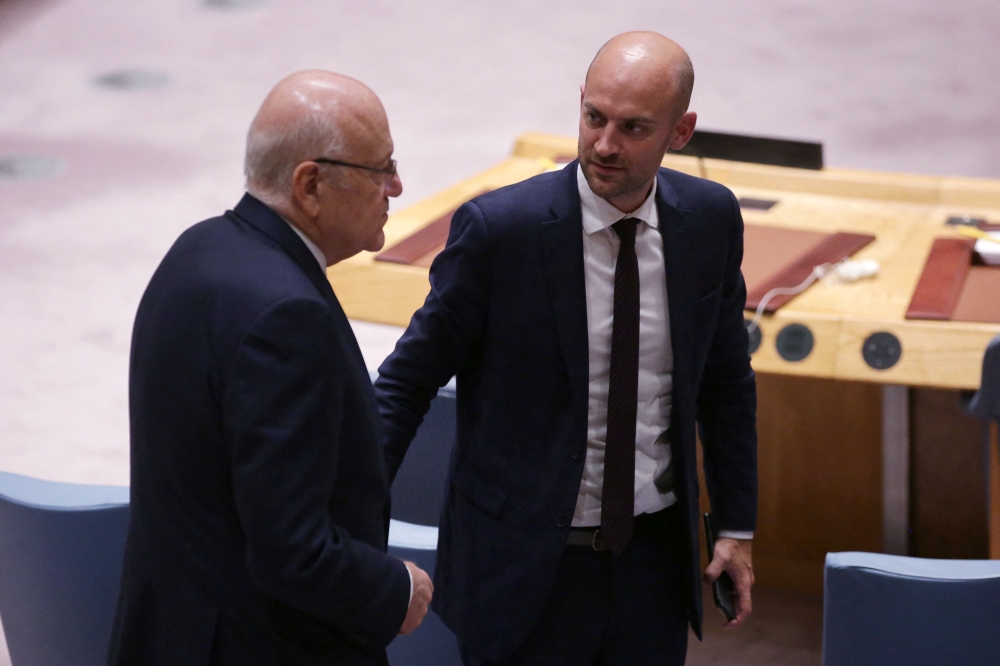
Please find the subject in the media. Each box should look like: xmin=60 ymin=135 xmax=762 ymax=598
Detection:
xmin=110 ymin=195 xmax=410 ymax=665
xmin=375 ymin=162 xmax=757 ymax=662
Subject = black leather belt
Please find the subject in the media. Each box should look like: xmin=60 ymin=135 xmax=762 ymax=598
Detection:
xmin=566 ymin=527 xmax=607 ymax=551
xmin=566 ymin=505 xmax=679 ymax=551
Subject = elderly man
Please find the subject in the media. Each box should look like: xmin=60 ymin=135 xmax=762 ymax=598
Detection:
xmin=375 ymin=32 xmax=756 ymax=665
xmin=108 ymin=70 xmax=432 ymax=665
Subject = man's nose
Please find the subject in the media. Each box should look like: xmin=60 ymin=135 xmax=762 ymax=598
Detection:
xmin=386 ymin=171 xmax=403 ymax=197
xmin=594 ymin=127 xmax=617 ymax=157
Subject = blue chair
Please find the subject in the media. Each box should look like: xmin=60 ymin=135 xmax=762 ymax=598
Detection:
xmin=0 ymin=471 xmax=129 ymax=666
xmin=823 ymin=551 xmax=1000 ymax=665
xmin=386 ymin=382 xmax=457 ymax=528
xmin=372 ymin=371 xmax=462 ymax=665
xmin=386 ymin=520 xmax=462 ymax=666
xmin=969 ymin=333 xmax=1000 ymax=422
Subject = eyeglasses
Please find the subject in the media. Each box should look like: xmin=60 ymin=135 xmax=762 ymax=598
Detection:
xmin=312 ymin=157 xmax=397 ymax=179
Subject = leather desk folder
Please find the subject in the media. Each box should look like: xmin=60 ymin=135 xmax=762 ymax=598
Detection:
xmin=379 ymin=212 xmax=875 ymax=316
xmin=376 ymin=190 xmax=492 ymax=267
xmin=907 ymin=237 xmax=1000 ymax=324
xmin=742 ymin=225 xmax=874 ymax=312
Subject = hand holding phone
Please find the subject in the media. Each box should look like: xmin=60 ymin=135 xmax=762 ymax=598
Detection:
xmin=703 ymin=513 xmax=737 ymax=622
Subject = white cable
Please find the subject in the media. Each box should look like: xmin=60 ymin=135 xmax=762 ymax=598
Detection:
xmin=745 ymin=258 xmax=881 ymax=336
xmin=745 ymin=264 xmax=831 ymax=336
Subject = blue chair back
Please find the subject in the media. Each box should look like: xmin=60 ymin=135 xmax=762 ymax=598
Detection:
xmin=389 ymin=385 xmax=456 ymax=527
xmin=969 ymin=333 xmax=1000 ymax=422
xmin=823 ymin=552 xmax=1000 ymax=665
xmin=0 ymin=471 xmax=129 ymax=666
xmin=386 ymin=520 xmax=461 ymax=666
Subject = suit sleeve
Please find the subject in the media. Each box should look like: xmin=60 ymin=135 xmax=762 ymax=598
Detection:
xmin=375 ymin=200 xmax=492 ymax=481
xmin=696 ymin=191 xmax=758 ymax=533
xmin=223 ymin=298 xmax=410 ymax=650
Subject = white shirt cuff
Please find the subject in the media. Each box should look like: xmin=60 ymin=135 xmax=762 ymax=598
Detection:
xmin=406 ymin=564 xmax=414 ymax=604
xmin=718 ymin=530 xmax=754 ymax=540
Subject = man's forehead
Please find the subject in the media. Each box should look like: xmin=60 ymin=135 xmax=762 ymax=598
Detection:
xmin=583 ymin=82 xmax=668 ymax=121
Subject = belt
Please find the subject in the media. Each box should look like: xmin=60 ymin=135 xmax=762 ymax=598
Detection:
xmin=566 ymin=527 xmax=608 ymax=551
xmin=566 ymin=505 xmax=678 ymax=551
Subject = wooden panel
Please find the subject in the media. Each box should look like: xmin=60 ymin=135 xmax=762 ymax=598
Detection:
xmin=747 ymin=312 xmax=841 ymax=378
xmin=515 ymin=132 xmax=1000 ymax=208
xmin=702 ymin=158 xmax=942 ymax=204
xmin=940 ymin=177 xmax=1000 ymax=209
xmin=836 ymin=319 xmax=1000 ymax=390
xmin=325 ymin=262 xmax=429 ymax=328
xmin=909 ymin=389 xmax=988 ymax=559
xmin=327 ymin=157 xmax=547 ymax=326
xmin=510 ymin=131 xmax=703 ymax=177
xmin=752 ymin=374 xmax=883 ymax=596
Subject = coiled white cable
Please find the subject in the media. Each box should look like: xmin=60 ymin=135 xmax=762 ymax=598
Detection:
xmin=745 ymin=258 xmax=880 ymax=336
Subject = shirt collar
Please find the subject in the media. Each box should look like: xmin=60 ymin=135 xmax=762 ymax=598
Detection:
xmin=282 ymin=218 xmax=327 ymax=271
xmin=577 ymin=164 xmax=659 ymax=235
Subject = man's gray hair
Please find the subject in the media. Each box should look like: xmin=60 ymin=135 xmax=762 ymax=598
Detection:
xmin=244 ymin=107 xmax=346 ymax=207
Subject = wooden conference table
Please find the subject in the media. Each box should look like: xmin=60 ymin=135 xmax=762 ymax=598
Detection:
xmin=328 ymin=132 xmax=1000 ymax=596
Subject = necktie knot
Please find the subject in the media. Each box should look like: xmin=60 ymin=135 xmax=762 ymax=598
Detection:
xmin=612 ymin=218 xmax=639 ymax=247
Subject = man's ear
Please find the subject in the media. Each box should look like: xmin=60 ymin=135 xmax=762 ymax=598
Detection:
xmin=668 ymin=112 xmax=698 ymax=151
xmin=291 ymin=162 xmax=322 ymax=218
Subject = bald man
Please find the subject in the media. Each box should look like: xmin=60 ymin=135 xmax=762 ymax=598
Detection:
xmin=109 ymin=71 xmax=432 ymax=666
xmin=375 ymin=33 xmax=757 ymax=665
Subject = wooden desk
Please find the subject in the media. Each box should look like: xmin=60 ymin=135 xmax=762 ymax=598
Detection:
xmin=328 ymin=132 xmax=1000 ymax=594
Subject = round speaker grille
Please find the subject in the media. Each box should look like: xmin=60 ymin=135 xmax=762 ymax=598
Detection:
xmin=775 ymin=323 xmax=814 ymax=362
xmin=862 ymin=331 xmax=902 ymax=370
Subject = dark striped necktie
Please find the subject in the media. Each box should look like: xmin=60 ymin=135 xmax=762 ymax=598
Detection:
xmin=601 ymin=217 xmax=640 ymax=556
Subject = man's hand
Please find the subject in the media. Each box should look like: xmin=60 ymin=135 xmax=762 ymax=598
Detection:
xmin=398 ymin=561 xmax=433 ymax=635
xmin=703 ymin=537 xmax=754 ymax=628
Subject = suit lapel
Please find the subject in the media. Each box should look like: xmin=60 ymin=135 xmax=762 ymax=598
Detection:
xmin=542 ymin=164 xmax=589 ymax=407
xmin=229 ymin=194 xmax=340 ymax=311
xmin=656 ymin=172 xmax=696 ymax=388
xmin=229 ymin=193 xmax=372 ymax=390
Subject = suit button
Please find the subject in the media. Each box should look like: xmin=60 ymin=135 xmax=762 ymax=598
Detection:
xmin=555 ymin=514 xmax=567 ymax=527
xmin=571 ymin=449 xmax=583 ymax=461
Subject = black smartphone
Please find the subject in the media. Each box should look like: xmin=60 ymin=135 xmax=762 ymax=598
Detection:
xmin=703 ymin=513 xmax=737 ymax=622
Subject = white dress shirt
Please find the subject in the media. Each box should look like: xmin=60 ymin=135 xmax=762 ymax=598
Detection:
xmin=571 ymin=167 xmax=752 ymax=541
xmin=285 ymin=220 xmax=328 ymax=270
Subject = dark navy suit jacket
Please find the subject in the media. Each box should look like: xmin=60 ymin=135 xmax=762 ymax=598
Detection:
xmin=109 ymin=194 xmax=410 ymax=666
xmin=375 ymin=162 xmax=757 ymax=661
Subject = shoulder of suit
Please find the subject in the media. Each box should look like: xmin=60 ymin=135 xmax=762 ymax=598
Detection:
xmin=162 ymin=213 xmax=326 ymax=310
xmin=460 ymin=167 xmax=570 ymax=223
xmin=659 ymin=167 xmax=739 ymax=217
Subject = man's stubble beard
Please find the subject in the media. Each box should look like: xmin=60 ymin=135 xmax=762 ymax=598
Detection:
xmin=579 ymin=154 xmax=651 ymax=203
xmin=577 ymin=140 xmax=658 ymax=204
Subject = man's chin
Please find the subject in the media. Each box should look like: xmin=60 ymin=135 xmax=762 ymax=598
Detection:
xmin=583 ymin=167 xmax=623 ymax=198
xmin=365 ymin=231 xmax=386 ymax=254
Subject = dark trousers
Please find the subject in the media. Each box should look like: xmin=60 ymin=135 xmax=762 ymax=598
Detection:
xmin=460 ymin=505 xmax=690 ymax=666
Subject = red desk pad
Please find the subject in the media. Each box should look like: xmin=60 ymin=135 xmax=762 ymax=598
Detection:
xmin=376 ymin=190 xmax=492 ymax=267
xmin=377 ymin=208 xmax=875 ymax=315
xmin=742 ymin=225 xmax=875 ymax=312
xmin=906 ymin=237 xmax=1000 ymax=324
